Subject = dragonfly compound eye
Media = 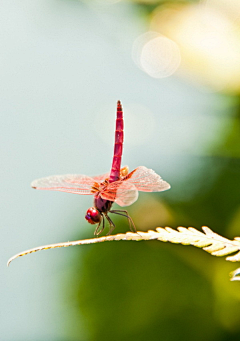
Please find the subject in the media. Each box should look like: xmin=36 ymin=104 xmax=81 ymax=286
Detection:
xmin=85 ymin=207 xmax=101 ymax=224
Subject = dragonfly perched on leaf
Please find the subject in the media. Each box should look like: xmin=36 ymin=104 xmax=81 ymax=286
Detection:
xmin=32 ymin=101 xmax=170 ymax=235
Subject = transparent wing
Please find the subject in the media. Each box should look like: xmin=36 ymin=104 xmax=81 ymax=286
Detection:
xmin=92 ymin=172 xmax=110 ymax=182
xmin=31 ymin=174 xmax=97 ymax=195
xmin=123 ymin=166 xmax=171 ymax=192
xmin=100 ymin=181 xmax=138 ymax=207
xmin=91 ymin=166 xmax=127 ymax=183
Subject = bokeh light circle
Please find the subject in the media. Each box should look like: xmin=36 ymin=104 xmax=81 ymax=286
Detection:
xmin=132 ymin=31 xmax=181 ymax=78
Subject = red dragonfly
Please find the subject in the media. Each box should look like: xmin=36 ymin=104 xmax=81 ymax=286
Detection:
xmin=31 ymin=101 xmax=170 ymax=235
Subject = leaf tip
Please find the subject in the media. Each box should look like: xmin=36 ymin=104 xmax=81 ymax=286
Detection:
xmin=229 ymin=268 xmax=240 ymax=281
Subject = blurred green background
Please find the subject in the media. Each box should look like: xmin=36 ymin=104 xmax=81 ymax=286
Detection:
xmin=2 ymin=0 xmax=240 ymax=340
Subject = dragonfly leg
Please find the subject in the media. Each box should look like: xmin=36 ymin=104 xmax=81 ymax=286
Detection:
xmin=94 ymin=215 xmax=105 ymax=236
xmin=109 ymin=210 xmax=136 ymax=233
xmin=104 ymin=214 xmax=116 ymax=235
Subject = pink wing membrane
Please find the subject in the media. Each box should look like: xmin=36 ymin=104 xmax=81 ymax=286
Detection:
xmin=100 ymin=181 xmax=138 ymax=207
xmin=31 ymin=174 xmax=97 ymax=195
xmin=124 ymin=166 xmax=171 ymax=192
xmin=100 ymin=166 xmax=170 ymax=206
xmin=92 ymin=172 xmax=110 ymax=182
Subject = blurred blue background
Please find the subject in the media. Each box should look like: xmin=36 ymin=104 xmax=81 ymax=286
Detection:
xmin=2 ymin=0 xmax=240 ymax=340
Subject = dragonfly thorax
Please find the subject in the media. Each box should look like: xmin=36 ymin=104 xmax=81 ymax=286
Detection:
xmin=94 ymin=194 xmax=113 ymax=213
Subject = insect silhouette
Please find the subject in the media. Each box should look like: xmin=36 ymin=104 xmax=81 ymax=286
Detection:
xmin=31 ymin=101 xmax=170 ymax=235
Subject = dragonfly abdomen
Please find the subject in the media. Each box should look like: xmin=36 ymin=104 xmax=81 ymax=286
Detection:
xmin=109 ymin=100 xmax=124 ymax=183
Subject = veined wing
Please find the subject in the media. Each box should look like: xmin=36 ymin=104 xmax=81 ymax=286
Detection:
xmin=31 ymin=174 xmax=97 ymax=195
xmin=91 ymin=166 xmax=127 ymax=183
xmin=92 ymin=172 xmax=110 ymax=182
xmin=100 ymin=181 xmax=138 ymax=207
xmin=123 ymin=166 xmax=171 ymax=192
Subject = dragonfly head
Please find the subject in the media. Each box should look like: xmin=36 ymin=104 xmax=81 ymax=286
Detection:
xmin=85 ymin=207 xmax=102 ymax=225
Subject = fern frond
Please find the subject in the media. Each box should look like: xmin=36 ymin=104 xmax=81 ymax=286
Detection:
xmin=7 ymin=226 xmax=240 ymax=280
xmin=230 ymin=268 xmax=240 ymax=281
